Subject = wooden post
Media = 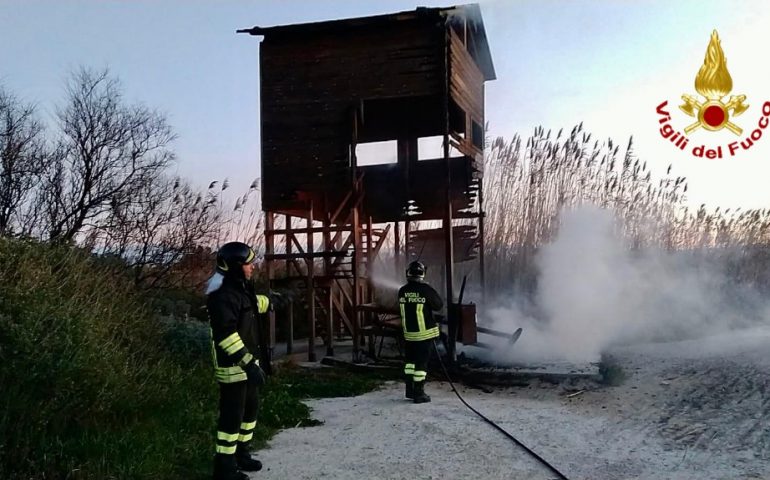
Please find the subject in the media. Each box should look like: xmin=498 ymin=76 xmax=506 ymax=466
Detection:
xmin=443 ymin=26 xmax=457 ymax=362
xmin=307 ymin=202 xmax=316 ymax=362
xmin=285 ymin=214 xmax=293 ymax=354
xmin=324 ymin=204 xmax=334 ymax=357
xmin=326 ymin=289 xmax=334 ymax=356
xmin=350 ymin=105 xmax=362 ymax=362
xmin=366 ymin=216 xmax=373 ymax=304
xmin=352 ymin=199 xmax=362 ymax=362
xmin=395 ymin=220 xmax=401 ymax=265
xmin=265 ymin=212 xmax=276 ymax=364
xmin=336 ymin=285 xmax=343 ymax=339
xmin=478 ymin=179 xmax=486 ymax=306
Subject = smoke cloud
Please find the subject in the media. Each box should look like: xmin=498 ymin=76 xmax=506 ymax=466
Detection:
xmin=482 ymin=205 xmax=770 ymax=363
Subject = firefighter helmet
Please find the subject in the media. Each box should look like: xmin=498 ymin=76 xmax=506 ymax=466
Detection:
xmin=216 ymin=242 xmax=256 ymax=276
xmin=406 ymin=260 xmax=426 ymax=280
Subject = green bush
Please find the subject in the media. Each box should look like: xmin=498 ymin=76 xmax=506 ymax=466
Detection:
xmin=160 ymin=317 xmax=211 ymax=363
xmin=0 ymin=238 xmax=383 ymax=479
xmin=0 ymin=239 xmax=215 ymax=479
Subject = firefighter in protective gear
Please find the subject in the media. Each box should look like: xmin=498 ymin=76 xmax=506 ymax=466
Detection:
xmin=206 ymin=242 xmax=270 ymax=480
xmin=398 ymin=260 xmax=443 ymax=404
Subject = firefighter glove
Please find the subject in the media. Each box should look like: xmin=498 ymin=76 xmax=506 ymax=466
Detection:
xmin=243 ymin=360 xmax=266 ymax=386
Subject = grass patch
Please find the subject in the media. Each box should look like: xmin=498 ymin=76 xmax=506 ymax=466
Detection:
xmin=270 ymin=363 xmax=385 ymax=399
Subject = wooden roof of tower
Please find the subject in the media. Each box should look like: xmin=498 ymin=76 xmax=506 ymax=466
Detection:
xmin=239 ymin=4 xmax=495 ymax=223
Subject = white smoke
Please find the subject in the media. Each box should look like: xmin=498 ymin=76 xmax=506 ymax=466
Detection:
xmin=369 ymin=256 xmax=406 ymax=310
xmin=482 ymin=205 xmax=770 ymax=363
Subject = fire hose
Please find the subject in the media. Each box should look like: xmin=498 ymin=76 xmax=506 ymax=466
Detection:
xmin=432 ymin=341 xmax=571 ymax=480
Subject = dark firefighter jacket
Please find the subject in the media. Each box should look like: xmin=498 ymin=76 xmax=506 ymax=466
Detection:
xmin=207 ymin=277 xmax=270 ymax=383
xmin=398 ymin=279 xmax=444 ymax=341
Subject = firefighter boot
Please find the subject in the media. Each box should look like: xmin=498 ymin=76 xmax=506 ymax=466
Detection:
xmin=405 ymin=377 xmax=414 ymax=400
xmin=412 ymin=381 xmax=431 ymax=404
xmin=212 ymin=454 xmax=248 ymax=480
xmin=235 ymin=443 xmax=263 ymax=472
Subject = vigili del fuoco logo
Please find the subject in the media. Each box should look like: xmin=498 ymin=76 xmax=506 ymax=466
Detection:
xmin=656 ymin=30 xmax=770 ymax=159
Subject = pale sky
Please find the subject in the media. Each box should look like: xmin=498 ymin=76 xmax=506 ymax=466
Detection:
xmin=2 ymin=0 xmax=769 ymax=210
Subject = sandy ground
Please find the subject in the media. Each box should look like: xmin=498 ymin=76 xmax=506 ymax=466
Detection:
xmin=252 ymin=327 xmax=770 ymax=480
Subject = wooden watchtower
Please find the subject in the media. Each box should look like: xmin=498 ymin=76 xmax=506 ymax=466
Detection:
xmin=238 ymin=4 xmax=495 ymax=362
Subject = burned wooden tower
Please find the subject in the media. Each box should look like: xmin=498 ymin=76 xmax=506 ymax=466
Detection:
xmin=238 ymin=4 xmax=495 ymax=362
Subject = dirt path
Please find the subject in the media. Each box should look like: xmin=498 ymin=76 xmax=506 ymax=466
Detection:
xmin=252 ymin=327 xmax=770 ymax=480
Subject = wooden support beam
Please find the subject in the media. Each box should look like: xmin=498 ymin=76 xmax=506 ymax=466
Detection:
xmin=330 ymin=290 xmax=354 ymax=335
xmin=265 ymin=211 xmax=276 ymax=363
xmin=288 ymin=233 xmax=305 ymax=255
xmin=334 ymin=277 xmax=354 ymax=311
xmin=324 ymin=199 xmax=334 ymax=357
xmin=478 ymin=178 xmax=486 ymax=304
xmin=266 ymin=225 xmax=352 ymax=235
xmin=330 ymin=188 xmax=354 ymax=225
xmin=366 ymin=216 xmax=373 ymax=305
xmin=352 ymin=193 xmax=362 ymax=362
xmin=370 ymin=223 xmax=392 ymax=259
xmin=443 ymin=27 xmax=457 ymax=362
xmin=284 ymin=213 xmax=294 ymax=356
xmin=265 ymin=251 xmax=346 ymax=261
xmin=307 ymin=202 xmax=316 ymax=362
xmin=327 ymin=288 xmax=334 ymax=356
xmin=330 ymin=234 xmax=355 ymax=271
xmin=395 ymin=220 xmax=401 ymax=263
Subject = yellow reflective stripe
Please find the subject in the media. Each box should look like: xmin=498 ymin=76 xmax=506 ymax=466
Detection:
xmin=413 ymin=370 xmax=427 ymax=381
xmin=219 ymin=333 xmax=242 ymax=351
xmin=218 ymin=365 xmax=245 ymax=375
xmin=238 ymin=353 xmax=254 ymax=367
xmin=217 ymin=373 xmax=247 ymax=383
xmin=216 ymin=365 xmax=247 ymax=383
xmin=222 ymin=340 xmax=245 ymax=355
xmin=256 ymin=295 xmax=269 ymax=314
xmin=217 ymin=431 xmax=239 ymax=442
xmin=216 ymin=444 xmax=237 ymax=454
xmin=219 ymin=332 xmax=240 ymax=349
xmin=245 ymin=249 xmax=256 ymax=264
xmin=404 ymin=326 xmax=439 ymax=341
xmin=416 ymin=303 xmax=426 ymax=332
xmin=241 ymin=421 xmax=257 ymax=431
xmin=238 ymin=432 xmax=254 ymax=442
xmin=404 ymin=363 xmax=415 ymax=374
xmin=400 ymin=303 xmax=406 ymax=331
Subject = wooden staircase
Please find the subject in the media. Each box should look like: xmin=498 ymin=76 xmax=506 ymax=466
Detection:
xmin=266 ymin=174 xmax=392 ymax=361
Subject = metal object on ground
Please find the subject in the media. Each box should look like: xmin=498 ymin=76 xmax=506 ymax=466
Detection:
xmin=443 ymin=303 xmax=522 ymax=351
xmin=475 ymin=325 xmax=523 ymax=345
xmin=473 ymin=326 xmax=523 ymax=350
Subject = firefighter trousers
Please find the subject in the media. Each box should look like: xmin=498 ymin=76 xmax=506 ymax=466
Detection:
xmin=215 ymin=381 xmax=259 ymax=456
xmin=403 ymin=339 xmax=432 ymax=384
